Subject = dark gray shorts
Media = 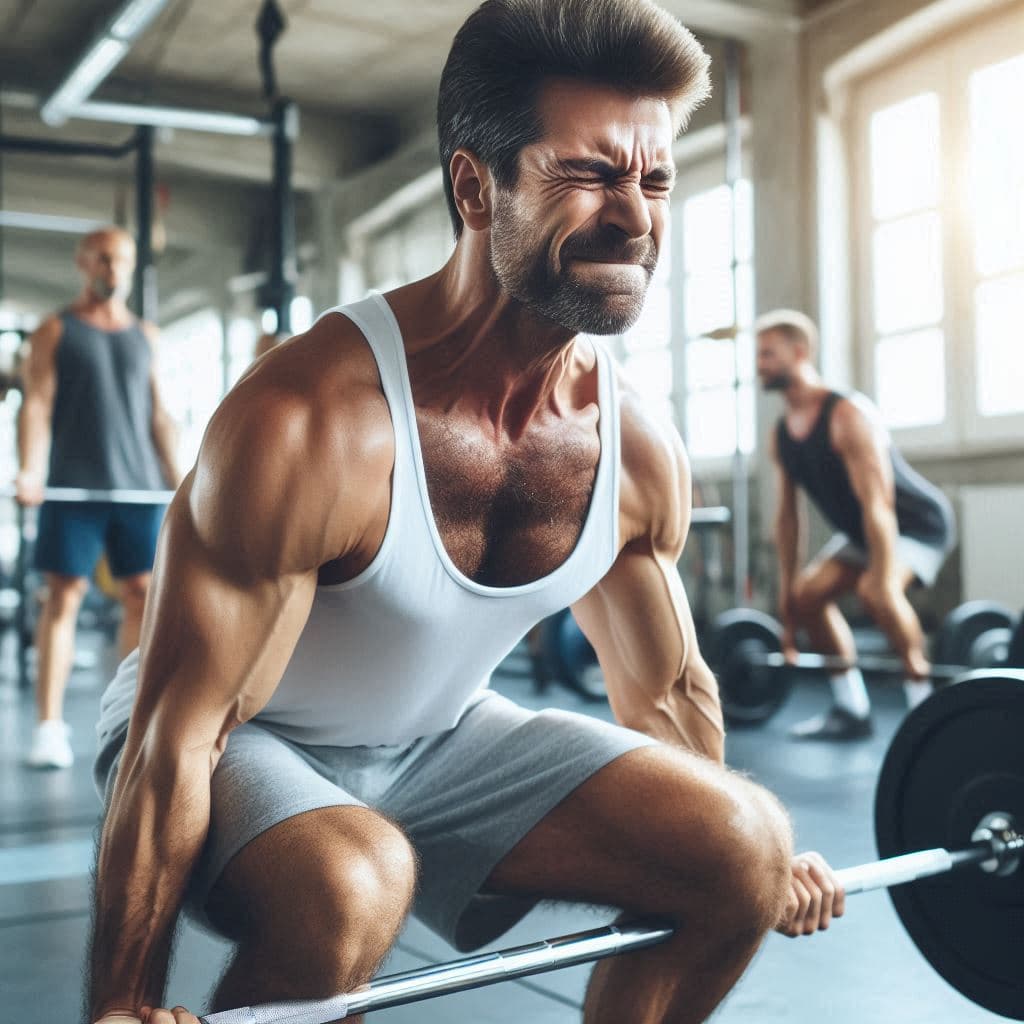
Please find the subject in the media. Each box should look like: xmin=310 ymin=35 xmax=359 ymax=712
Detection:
xmin=96 ymin=689 xmax=654 ymax=952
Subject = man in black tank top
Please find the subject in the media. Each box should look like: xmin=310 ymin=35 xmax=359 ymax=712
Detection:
xmin=15 ymin=227 xmax=181 ymax=768
xmin=756 ymin=310 xmax=955 ymax=741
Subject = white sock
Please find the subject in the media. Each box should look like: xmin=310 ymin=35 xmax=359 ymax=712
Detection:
xmin=903 ymin=679 xmax=934 ymax=710
xmin=829 ymin=668 xmax=870 ymax=719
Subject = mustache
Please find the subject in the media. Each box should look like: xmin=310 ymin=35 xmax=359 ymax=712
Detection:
xmin=561 ymin=231 xmax=657 ymax=272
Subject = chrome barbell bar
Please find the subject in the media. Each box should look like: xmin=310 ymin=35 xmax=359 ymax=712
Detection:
xmin=199 ymin=816 xmax=1020 ymax=1024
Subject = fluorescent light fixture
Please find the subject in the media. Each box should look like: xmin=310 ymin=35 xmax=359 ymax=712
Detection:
xmin=110 ymin=0 xmax=168 ymax=40
xmin=0 ymin=211 xmax=106 ymax=234
xmin=40 ymin=0 xmax=171 ymax=125
xmin=72 ymin=100 xmax=271 ymax=137
xmin=41 ymin=36 xmax=128 ymax=124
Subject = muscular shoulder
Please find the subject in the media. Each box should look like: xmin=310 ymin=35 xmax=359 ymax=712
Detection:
xmin=616 ymin=366 xmax=690 ymax=556
xmin=29 ymin=314 xmax=63 ymax=350
xmin=190 ymin=312 xmax=394 ymax=577
xmin=830 ymin=393 xmax=888 ymax=455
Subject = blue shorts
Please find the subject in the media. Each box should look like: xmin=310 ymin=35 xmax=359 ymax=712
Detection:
xmin=33 ymin=501 xmax=165 ymax=579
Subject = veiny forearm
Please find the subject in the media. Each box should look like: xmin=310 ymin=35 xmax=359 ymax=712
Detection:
xmin=775 ymin=512 xmax=800 ymax=593
xmin=89 ymin=747 xmax=213 ymax=1019
xmin=861 ymin=499 xmax=898 ymax=578
xmin=615 ymin=660 xmax=725 ymax=765
xmin=151 ymin=415 xmax=182 ymax=488
xmin=18 ymin=397 xmax=51 ymax=476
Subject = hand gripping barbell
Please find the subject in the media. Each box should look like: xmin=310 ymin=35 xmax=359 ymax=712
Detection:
xmin=201 ymin=673 xmax=1024 ymax=1023
xmin=711 ymin=601 xmax=1020 ymax=726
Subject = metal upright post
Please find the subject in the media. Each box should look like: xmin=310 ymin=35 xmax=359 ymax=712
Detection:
xmin=268 ymin=99 xmax=298 ymax=334
xmin=724 ymin=38 xmax=749 ymax=607
xmin=134 ymin=124 xmax=157 ymax=321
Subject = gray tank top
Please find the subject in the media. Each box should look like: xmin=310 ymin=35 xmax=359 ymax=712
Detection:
xmin=47 ymin=312 xmax=166 ymax=490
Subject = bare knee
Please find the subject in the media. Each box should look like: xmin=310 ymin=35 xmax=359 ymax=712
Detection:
xmin=669 ymin=775 xmax=793 ymax=944
xmin=789 ymin=578 xmax=823 ymax=624
xmin=278 ymin=818 xmax=417 ymax=985
xmin=118 ymin=573 xmax=150 ymax=613
xmin=43 ymin=576 xmax=88 ymax=619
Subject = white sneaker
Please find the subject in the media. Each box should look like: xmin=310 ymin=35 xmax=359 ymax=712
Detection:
xmin=26 ymin=720 xmax=74 ymax=769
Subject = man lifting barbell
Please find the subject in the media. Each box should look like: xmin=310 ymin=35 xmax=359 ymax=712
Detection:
xmin=88 ymin=5 xmax=845 ymax=1024
xmin=757 ymin=309 xmax=956 ymax=741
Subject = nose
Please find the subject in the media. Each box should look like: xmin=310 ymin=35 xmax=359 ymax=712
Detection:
xmin=600 ymin=181 xmax=653 ymax=241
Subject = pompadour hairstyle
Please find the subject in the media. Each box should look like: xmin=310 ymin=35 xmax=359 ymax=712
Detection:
xmin=437 ymin=0 xmax=711 ymax=236
xmin=754 ymin=309 xmax=820 ymax=356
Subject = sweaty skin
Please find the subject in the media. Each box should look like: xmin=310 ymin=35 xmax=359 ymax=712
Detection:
xmin=91 ymin=81 xmax=833 ymax=1024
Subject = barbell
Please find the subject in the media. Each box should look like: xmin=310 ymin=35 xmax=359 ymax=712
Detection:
xmin=712 ymin=601 xmax=1021 ymax=726
xmin=201 ymin=673 xmax=1024 ymax=1023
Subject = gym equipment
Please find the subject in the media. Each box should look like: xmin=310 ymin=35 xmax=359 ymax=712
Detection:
xmin=534 ymin=506 xmax=731 ymax=701
xmin=201 ymin=674 xmax=1024 ymax=1023
xmin=713 ymin=601 xmax=1016 ymax=726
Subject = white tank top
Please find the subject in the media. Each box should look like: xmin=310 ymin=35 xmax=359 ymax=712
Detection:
xmin=97 ymin=293 xmax=621 ymax=749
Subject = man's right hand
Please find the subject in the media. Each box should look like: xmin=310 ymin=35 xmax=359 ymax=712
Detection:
xmin=14 ymin=469 xmax=45 ymax=506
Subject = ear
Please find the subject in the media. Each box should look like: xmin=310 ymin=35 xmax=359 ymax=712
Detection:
xmin=449 ymin=148 xmax=494 ymax=233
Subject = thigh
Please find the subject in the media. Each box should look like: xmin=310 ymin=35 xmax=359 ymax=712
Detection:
xmin=104 ymin=502 xmax=164 ymax=577
xmin=485 ymin=743 xmax=762 ymax=914
xmin=794 ymin=549 xmax=863 ymax=607
xmin=33 ymin=501 xmax=106 ymax=578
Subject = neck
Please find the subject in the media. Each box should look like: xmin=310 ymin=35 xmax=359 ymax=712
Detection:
xmin=72 ymin=291 xmax=132 ymax=326
xmin=783 ymin=364 xmax=825 ymax=410
xmin=393 ymin=238 xmax=585 ymax=440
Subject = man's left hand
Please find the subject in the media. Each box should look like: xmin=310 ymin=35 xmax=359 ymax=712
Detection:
xmin=776 ymin=851 xmax=846 ymax=937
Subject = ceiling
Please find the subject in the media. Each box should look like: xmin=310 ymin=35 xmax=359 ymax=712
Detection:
xmin=0 ymin=0 xmax=811 ymax=117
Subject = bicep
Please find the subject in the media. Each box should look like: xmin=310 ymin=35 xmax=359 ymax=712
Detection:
xmin=835 ymin=413 xmax=894 ymax=508
xmin=23 ymin=321 xmax=60 ymax=404
xmin=124 ymin=490 xmax=317 ymax=762
xmin=571 ymin=541 xmax=699 ymax=717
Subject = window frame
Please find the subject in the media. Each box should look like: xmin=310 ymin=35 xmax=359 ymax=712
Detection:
xmin=850 ymin=7 xmax=1024 ymax=454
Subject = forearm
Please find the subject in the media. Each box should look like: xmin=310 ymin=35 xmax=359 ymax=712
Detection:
xmin=861 ymin=499 xmax=899 ymax=578
xmin=17 ymin=399 xmax=51 ymax=476
xmin=151 ymin=417 xmax=182 ymax=488
xmin=89 ymin=748 xmax=212 ymax=1018
xmin=616 ymin=660 xmax=725 ymax=765
xmin=774 ymin=513 xmax=800 ymax=593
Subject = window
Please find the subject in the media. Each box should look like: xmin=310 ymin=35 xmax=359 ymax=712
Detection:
xmin=159 ymin=309 xmax=225 ymax=471
xmin=678 ymin=179 xmax=756 ymax=462
xmin=852 ymin=8 xmax=1024 ymax=447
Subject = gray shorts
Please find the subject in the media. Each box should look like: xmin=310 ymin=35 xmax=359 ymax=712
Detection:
xmin=95 ymin=689 xmax=654 ymax=952
xmin=817 ymin=532 xmax=950 ymax=587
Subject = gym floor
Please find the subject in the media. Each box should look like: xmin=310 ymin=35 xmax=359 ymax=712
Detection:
xmin=0 ymin=629 xmax=1008 ymax=1024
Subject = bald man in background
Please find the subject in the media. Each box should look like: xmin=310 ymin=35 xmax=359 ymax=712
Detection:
xmin=16 ymin=227 xmax=181 ymax=768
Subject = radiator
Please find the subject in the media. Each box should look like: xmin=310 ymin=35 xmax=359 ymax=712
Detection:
xmin=959 ymin=485 xmax=1024 ymax=608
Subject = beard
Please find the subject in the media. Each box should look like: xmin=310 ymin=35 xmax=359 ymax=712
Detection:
xmin=489 ymin=192 xmax=657 ymax=335
xmin=90 ymin=276 xmax=131 ymax=302
xmin=761 ymin=373 xmax=792 ymax=391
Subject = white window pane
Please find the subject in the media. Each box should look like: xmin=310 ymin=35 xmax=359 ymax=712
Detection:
xmin=870 ymin=93 xmax=941 ymax=220
xmin=872 ymin=212 xmax=943 ymax=333
xmin=970 ymin=54 xmax=1024 ymax=277
xmin=684 ymin=268 xmax=734 ymax=338
xmin=683 ymin=185 xmax=733 ymax=269
xmin=686 ymin=339 xmax=735 ymax=390
xmin=290 ymin=295 xmax=315 ymax=334
xmin=685 ymin=385 xmax=754 ymax=459
xmin=874 ymin=329 xmax=945 ymax=429
xmin=228 ymin=318 xmax=256 ymax=358
xmin=623 ymin=282 xmax=671 ymax=353
xmin=624 ymin=349 xmax=673 ymax=402
xmin=976 ymin=272 xmax=1024 ymax=417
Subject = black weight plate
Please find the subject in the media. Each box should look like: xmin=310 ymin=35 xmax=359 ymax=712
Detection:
xmin=1007 ymin=615 xmax=1024 ymax=669
xmin=710 ymin=609 xmax=789 ymax=727
xmin=933 ymin=600 xmax=1015 ymax=667
xmin=875 ymin=671 xmax=1024 ymax=1020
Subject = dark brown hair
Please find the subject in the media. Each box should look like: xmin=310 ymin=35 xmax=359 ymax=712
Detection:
xmin=437 ymin=0 xmax=711 ymax=236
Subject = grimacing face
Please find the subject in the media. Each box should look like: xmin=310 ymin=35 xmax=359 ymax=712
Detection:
xmin=78 ymin=232 xmax=136 ymax=302
xmin=488 ymin=80 xmax=674 ymax=335
xmin=756 ymin=328 xmax=802 ymax=391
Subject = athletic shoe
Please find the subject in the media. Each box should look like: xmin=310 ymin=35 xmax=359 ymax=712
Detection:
xmin=788 ymin=706 xmax=873 ymax=741
xmin=26 ymin=720 xmax=74 ymax=769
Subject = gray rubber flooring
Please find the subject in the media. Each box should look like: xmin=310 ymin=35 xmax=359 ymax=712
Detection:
xmin=0 ymin=629 xmax=1011 ymax=1023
